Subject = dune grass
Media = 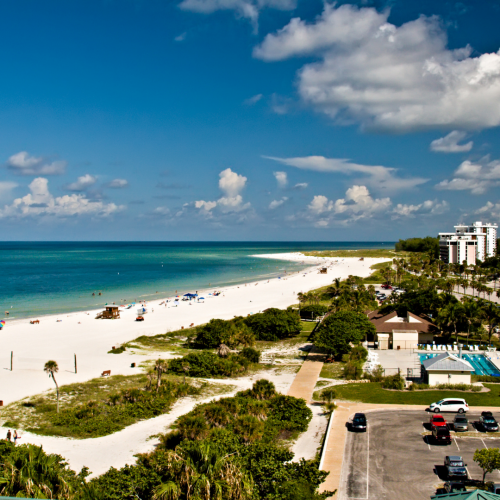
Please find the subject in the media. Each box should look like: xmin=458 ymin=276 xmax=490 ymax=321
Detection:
xmin=303 ymin=248 xmax=405 ymax=259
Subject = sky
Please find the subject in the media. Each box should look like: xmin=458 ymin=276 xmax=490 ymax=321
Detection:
xmin=1 ymin=0 xmax=500 ymax=241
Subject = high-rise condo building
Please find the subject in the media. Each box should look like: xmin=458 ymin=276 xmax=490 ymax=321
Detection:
xmin=439 ymin=221 xmax=498 ymax=264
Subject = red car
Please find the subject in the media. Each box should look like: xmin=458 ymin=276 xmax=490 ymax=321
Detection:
xmin=381 ymin=284 xmax=392 ymax=289
xmin=430 ymin=415 xmax=447 ymax=429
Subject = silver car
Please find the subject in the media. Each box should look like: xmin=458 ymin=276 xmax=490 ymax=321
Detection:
xmin=453 ymin=415 xmax=469 ymax=432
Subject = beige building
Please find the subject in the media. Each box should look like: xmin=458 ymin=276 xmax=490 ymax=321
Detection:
xmin=422 ymin=352 xmax=473 ymax=386
xmin=368 ymin=311 xmax=437 ymax=350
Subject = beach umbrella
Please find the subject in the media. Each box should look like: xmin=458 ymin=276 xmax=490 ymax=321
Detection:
xmin=0 ymin=320 xmax=5 ymax=327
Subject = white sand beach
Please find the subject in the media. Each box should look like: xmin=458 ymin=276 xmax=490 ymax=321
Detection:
xmin=0 ymin=253 xmax=388 ymax=475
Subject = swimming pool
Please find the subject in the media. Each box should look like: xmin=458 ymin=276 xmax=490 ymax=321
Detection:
xmin=418 ymin=353 xmax=500 ymax=377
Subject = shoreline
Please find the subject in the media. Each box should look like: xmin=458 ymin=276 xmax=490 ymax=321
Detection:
xmin=0 ymin=253 xmax=390 ymax=408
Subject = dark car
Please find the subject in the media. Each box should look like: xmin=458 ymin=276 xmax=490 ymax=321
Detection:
xmin=351 ymin=413 xmax=367 ymax=432
xmin=444 ymin=482 xmax=467 ymax=493
xmin=480 ymin=412 xmax=499 ymax=432
xmin=432 ymin=426 xmax=451 ymax=444
xmin=444 ymin=456 xmax=468 ymax=479
xmin=453 ymin=415 xmax=469 ymax=432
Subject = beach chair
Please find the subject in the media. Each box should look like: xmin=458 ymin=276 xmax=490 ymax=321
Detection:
xmin=426 ymin=344 xmax=431 ymax=351
xmin=474 ymin=345 xmax=479 ymax=351
xmin=447 ymin=345 xmax=452 ymax=351
xmin=432 ymin=345 xmax=436 ymax=351
xmin=440 ymin=345 xmax=445 ymax=351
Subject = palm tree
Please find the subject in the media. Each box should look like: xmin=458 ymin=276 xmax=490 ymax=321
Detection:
xmin=437 ymin=303 xmax=466 ymax=343
xmin=155 ymin=359 xmax=168 ymax=392
xmin=43 ymin=360 xmax=60 ymax=413
xmin=153 ymin=442 xmax=253 ymax=500
xmin=233 ymin=415 xmax=264 ymax=443
xmin=480 ymin=300 xmax=500 ymax=345
xmin=461 ymin=297 xmax=482 ymax=346
xmin=320 ymin=387 xmax=337 ymax=404
xmin=216 ymin=343 xmax=231 ymax=358
xmin=249 ymin=379 xmax=276 ymax=400
xmin=0 ymin=444 xmax=71 ymax=499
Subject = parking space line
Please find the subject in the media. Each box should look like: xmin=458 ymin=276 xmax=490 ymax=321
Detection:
xmin=454 ymin=437 xmax=460 ymax=451
xmin=482 ymin=438 xmax=488 ymax=449
xmin=366 ymin=424 xmax=370 ymax=500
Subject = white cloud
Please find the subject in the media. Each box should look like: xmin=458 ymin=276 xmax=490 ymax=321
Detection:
xmin=179 ymin=0 xmax=296 ymax=31
xmin=269 ymin=197 xmax=288 ymax=209
xmin=0 ymin=177 xmax=124 ymax=219
xmin=154 ymin=206 xmax=171 ymax=215
xmin=435 ymin=157 xmax=500 ymax=194
xmin=267 ymin=155 xmax=427 ymax=192
xmin=195 ymin=168 xmax=250 ymax=214
xmin=7 ymin=151 xmax=66 ymax=175
xmin=292 ymin=182 xmax=308 ymax=189
xmin=430 ymin=131 xmax=473 ymax=153
xmin=108 ymin=178 xmax=129 ymax=189
xmin=254 ymin=4 xmax=500 ymax=131
xmin=273 ymin=171 xmax=287 ymax=188
xmin=392 ymin=199 xmax=449 ymax=218
xmin=0 ymin=181 xmax=17 ymax=196
xmin=475 ymin=201 xmax=500 ymax=219
xmin=307 ymin=185 xmax=391 ymax=226
xmin=175 ymin=32 xmax=187 ymax=42
xmin=243 ymin=93 xmax=263 ymax=105
xmin=67 ymin=174 xmax=97 ymax=191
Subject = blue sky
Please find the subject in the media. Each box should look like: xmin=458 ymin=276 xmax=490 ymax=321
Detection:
xmin=1 ymin=0 xmax=500 ymax=241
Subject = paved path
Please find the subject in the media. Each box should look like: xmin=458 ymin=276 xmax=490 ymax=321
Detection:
xmin=287 ymin=347 xmax=326 ymax=402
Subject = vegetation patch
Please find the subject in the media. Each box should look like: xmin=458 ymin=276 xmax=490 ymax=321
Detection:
xmin=0 ymin=373 xmax=205 ymax=439
xmin=168 ymin=351 xmax=261 ymax=378
xmin=303 ymin=248 xmax=403 ymax=258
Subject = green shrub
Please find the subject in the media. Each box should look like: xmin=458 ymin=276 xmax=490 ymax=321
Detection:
xmin=268 ymin=395 xmax=312 ymax=432
xmin=245 ymin=308 xmax=301 ymax=341
xmin=108 ymin=346 xmax=126 ymax=354
xmin=240 ymin=347 xmax=260 ymax=363
xmin=299 ymin=305 xmax=328 ymax=320
xmin=381 ymin=374 xmax=405 ymax=390
xmin=194 ymin=318 xmax=238 ymax=348
xmin=473 ymin=375 xmax=500 ymax=383
xmin=168 ymin=351 xmax=254 ymax=378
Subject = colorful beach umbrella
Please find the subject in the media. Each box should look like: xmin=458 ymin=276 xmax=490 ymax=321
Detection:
xmin=0 ymin=320 xmax=5 ymax=327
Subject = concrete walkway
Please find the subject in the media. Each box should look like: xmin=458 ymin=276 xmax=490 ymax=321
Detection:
xmin=287 ymin=347 xmax=326 ymax=402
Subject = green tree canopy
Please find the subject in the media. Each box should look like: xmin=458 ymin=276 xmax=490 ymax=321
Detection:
xmin=395 ymin=236 xmax=439 ymax=259
xmin=194 ymin=318 xmax=238 ymax=348
xmin=245 ymin=308 xmax=301 ymax=341
xmin=314 ymin=311 xmax=375 ymax=359
xmin=473 ymin=447 xmax=500 ymax=483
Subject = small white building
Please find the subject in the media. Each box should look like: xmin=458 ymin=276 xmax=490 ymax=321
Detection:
xmin=421 ymin=352 xmax=474 ymax=386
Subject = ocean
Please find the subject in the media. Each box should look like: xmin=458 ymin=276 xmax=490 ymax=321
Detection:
xmin=1 ymin=242 xmax=393 ymax=320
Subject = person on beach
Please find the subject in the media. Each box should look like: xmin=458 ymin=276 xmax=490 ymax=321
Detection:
xmin=6 ymin=429 xmax=11 ymax=442
xmin=13 ymin=430 xmax=18 ymax=444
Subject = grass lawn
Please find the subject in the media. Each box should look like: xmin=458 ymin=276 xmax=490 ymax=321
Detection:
xmin=303 ymin=249 xmax=408 ymax=259
xmin=124 ymin=329 xmax=196 ymax=354
xmin=323 ymin=382 xmax=500 ymax=406
xmin=300 ymin=321 xmax=317 ymax=333
xmin=320 ymin=362 xmax=345 ymax=379
xmin=0 ymin=374 xmax=234 ymax=438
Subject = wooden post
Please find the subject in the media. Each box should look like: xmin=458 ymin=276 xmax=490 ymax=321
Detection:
xmin=11 ymin=351 xmax=13 ymax=371
xmin=74 ymin=354 xmax=77 ymax=374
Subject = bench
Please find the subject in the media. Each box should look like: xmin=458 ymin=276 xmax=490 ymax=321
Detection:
xmin=101 ymin=370 xmax=111 ymax=377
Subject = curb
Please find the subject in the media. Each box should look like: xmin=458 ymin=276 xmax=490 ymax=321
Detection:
xmin=319 ymin=407 xmax=335 ymax=470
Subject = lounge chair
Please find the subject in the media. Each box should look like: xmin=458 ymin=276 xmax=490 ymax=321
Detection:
xmin=447 ymin=345 xmax=452 ymax=351
xmin=474 ymin=345 xmax=479 ymax=351
xmin=432 ymin=345 xmax=436 ymax=351
xmin=426 ymin=345 xmax=431 ymax=351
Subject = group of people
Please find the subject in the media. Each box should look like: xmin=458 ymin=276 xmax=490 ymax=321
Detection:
xmin=5 ymin=429 xmax=20 ymax=444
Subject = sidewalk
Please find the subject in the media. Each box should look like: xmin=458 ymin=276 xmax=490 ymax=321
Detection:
xmin=287 ymin=347 xmax=326 ymax=402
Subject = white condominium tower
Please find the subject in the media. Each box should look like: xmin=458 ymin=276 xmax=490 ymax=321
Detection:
xmin=439 ymin=221 xmax=498 ymax=264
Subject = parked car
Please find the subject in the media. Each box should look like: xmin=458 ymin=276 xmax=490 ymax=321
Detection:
xmin=453 ymin=415 xmax=469 ymax=432
xmin=444 ymin=482 xmax=467 ymax=493
xmin=429 ymin=398 xmax=469 ymax=413
xmin=444 ymin=456 xmax=468 ymax=479
xmin=432 ymin=426 xmax=451 ymax=444
xmin=480 ymin=412 xmax=499 ymax=432
xmin=381 ymin=284 xmax=392 ymax=289
xmin=430 ymin=415 xmax=447 ymax=429
xmin=350 ymin=413 xmax=367 ymax=432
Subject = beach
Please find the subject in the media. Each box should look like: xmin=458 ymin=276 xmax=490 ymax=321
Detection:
xmin=0 ymin=253 xmax=388 ymax=475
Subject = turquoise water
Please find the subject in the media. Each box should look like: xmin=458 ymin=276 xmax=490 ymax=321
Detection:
xmin=419 ymin=352 xmax=500 ymax=376
xmin=1 ymin=241 xmax=392 ymax=320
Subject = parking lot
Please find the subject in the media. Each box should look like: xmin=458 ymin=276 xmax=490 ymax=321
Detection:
xmin=339 ymin=409 xmax=500 ymax=500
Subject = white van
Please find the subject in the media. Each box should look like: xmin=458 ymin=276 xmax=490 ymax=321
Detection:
xmin=429 ymin=398 xmax=469 ymax=413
